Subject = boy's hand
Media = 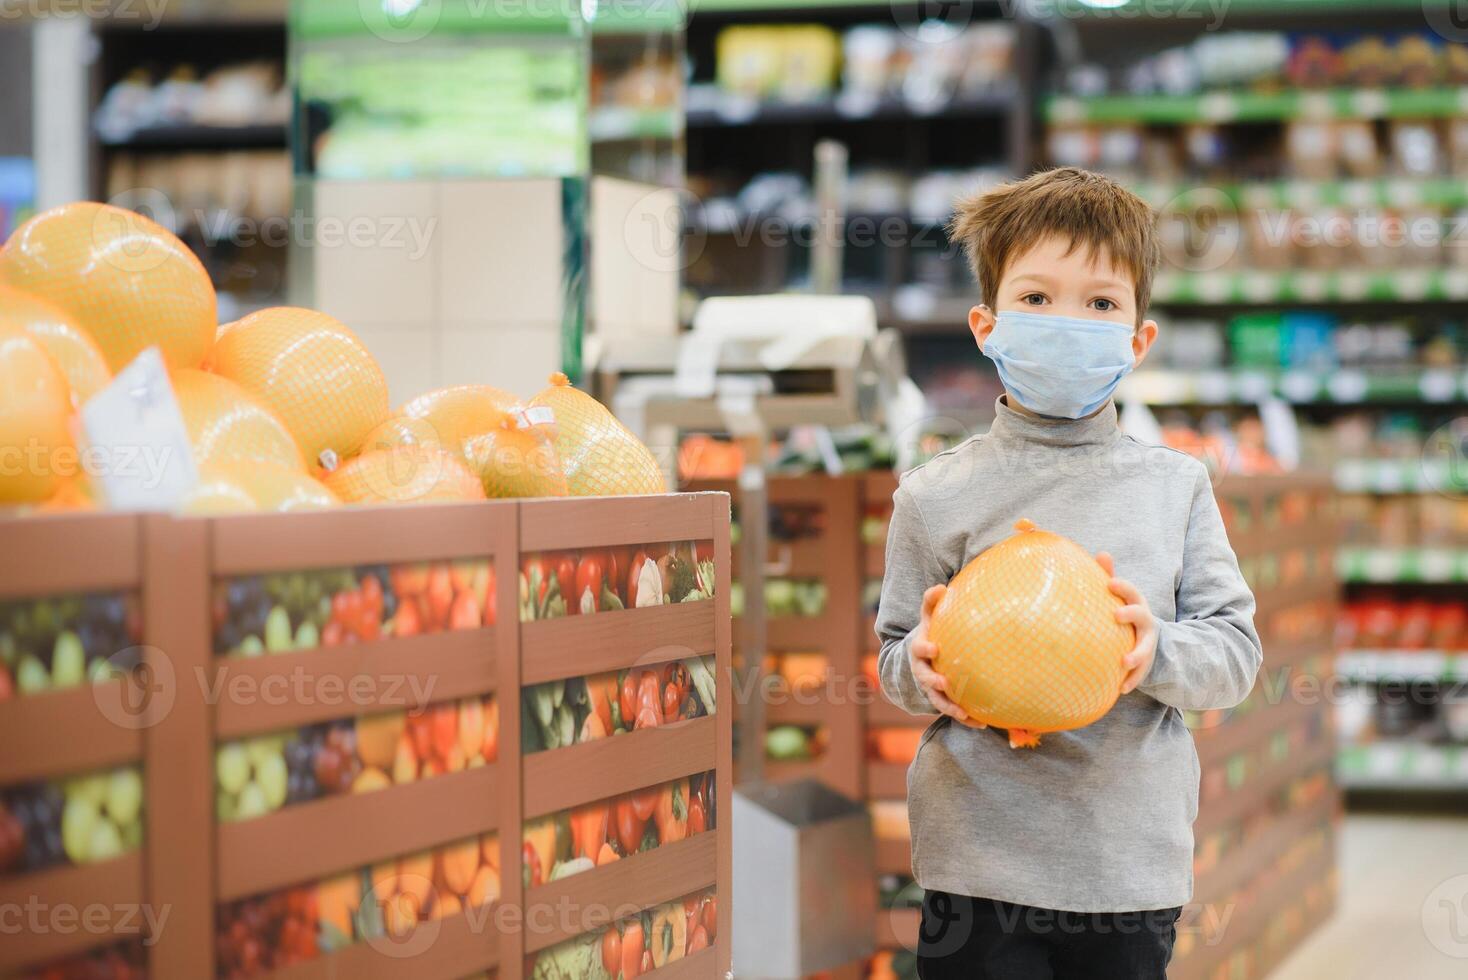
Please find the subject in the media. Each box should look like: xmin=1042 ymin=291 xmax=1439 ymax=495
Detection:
xmin=909 ymin=585 xmax=986 ymax=728
xmin=1096 ymin=553 xmax=1157 ymax=694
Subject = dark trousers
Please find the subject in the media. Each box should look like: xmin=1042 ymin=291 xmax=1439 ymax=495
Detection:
xmin=916 ymin=890 xmax=1180 ymax=980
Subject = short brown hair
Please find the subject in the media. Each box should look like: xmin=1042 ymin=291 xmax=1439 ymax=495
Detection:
xmin=948 ymin=167 xmax=1160 ymax=323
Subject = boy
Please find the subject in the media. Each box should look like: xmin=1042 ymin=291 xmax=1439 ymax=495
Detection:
xmin=875 ymin=167 xmax=1262 ymax=979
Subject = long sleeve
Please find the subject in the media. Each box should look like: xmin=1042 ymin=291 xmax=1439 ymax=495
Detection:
xmin=874 ymin=483 xmax=948 ymax=716
xmin=1139 ymin=471 xmax=1263 ymax=711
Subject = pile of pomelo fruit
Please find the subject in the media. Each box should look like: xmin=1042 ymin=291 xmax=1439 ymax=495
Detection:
xmin=0 ymin=202 xmax=665 ymax=513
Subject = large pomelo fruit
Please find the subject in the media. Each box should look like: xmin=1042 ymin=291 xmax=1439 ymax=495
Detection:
xmin=0 ymin=285 xmax=111 ymax=408
xmin=208 ymin=307 xmax=388 ymax=470
xmin=929 ymin=519 xmax=1132 ymax=748
xmin=324 ymin=445 xmax=485 ymax=506
xmin=172 ymin=369 xmax=305 ymax=472
xmin=528 ymin=373 xmax=664 ymax=497
xmin=0 ymin=325 xmax=75 ymax=504
xmin=0 ymin=202 xmax=217 ymax=371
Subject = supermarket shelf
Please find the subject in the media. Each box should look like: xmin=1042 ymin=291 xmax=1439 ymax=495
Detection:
xmin=520 ymin=493 xmax=717 ymax=552
xmin=97 ymin=123 xmax=286 ymax=150
xmin=1174 ymin=843 xmax=1336 ymax=980
xmin=216 ymin=765 xmax=500 ymax=902
xmin=864 ymin=542 xmax=885 ymax=576
xmin=523 ymin=715 xmax=717 ymax=817
xmin=866 ymin=698 xmax=937 ymax=727
xmin=212 ymin=629 xmax=497 ymax=739
xmin=1046 ymin=87 xmax=1468 ymax=125
xmin=686 ymin=89 xmax=1014 ymax=129
xmin=765 ymin=614 xmax=831 ymax=649
xmin=1121 ymin=366 xmax=1468 ymax=407
xmin=524 ymin=832 xmax=718 ymax=954
xmin=1338 ymin=547 xmax=1468 ymax=583
xmin=257 ymin=903 xmax=498 ymax=980
xmin=1337 ymin=741 xmax=1468 ymax=791
xmin=1131 ymin=176 xmax=1468 ymax=211
xmin=1194 ymin=793 xmax=1336 ymax=919
xmin=1334 ymin=458 xmax=1468 ymax=496
xmin=1193 ymin=686 xmax=1327 ymax=769
xmin=1194 ymin=734 xmax=1335 ymax=837
xmin=1152 ymin=267 xmax=1468 ymax=306
xmin=1337 ymin=648 xmax=1468 ymax=682
xmin=0 ymin=853 xmax=145 ymax=973
xmin=520 ymin=602 xmax=715 ymax=686
xmin=589 ymin=106 xmax=682 ymax=142
xmin=874 ymin=836 xmax=911 ymax=875
xmin=763 ymin=758 xmax=826 ymax=783
xmin=0 ymin=680 xmax=145 ymax=786
xmin=730 ymin=537 xmax=829 ymax=579
xmin=1253 ymin=575 xmax=1338 ymax=621
xmin=866 ymin=761 xmax=909 ymax=799
xmin=766 ymin=696 xmax=844 ymax=726
xmin=643 ymin=948 xmax=719 ymax=980
xmin=875 ymin=907 xmax=920 ymax=951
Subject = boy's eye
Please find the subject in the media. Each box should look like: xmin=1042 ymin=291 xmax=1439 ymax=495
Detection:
xmin=1021 ymin=293 xmax=1047 ymax=306
xmin=1091 ymin=298 xmax=1116 ymax=312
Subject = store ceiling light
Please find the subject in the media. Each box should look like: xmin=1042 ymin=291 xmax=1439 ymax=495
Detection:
xmin=1075 ymin=0 xmax=1132 ymax=8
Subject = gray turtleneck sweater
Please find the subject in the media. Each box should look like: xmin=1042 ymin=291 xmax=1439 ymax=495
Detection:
xmin=876 ymin=397 xmax=1261 ymax=913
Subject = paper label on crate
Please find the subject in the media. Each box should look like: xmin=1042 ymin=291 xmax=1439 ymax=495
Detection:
xmin=80 ymin=347 xmax=198 ymax=512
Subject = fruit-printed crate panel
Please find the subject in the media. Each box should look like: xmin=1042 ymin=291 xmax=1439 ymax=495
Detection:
xmin=521 ymin=770 xmax=715 ymax=890
xmin=6 ymin=936 xmax=151 ymax=980
xmin=519 ymin=542 xmax=715 ymax=622
xmin=522 ymin=658 xmax=715 ymax=755
xmin=212 ymin=559 xmax=497 ymax=657
xmin=525 ymin=886 xmax=717 ymax=978
xmin=0 ymin=764 xmax=144 ymax=878
xmin=214 ymin=695 xmax=499 ymax=825
xmin=0 ymin=588 xmax=150 ymax=786
xmin=214 ymin=832 xmax=502 ymax=980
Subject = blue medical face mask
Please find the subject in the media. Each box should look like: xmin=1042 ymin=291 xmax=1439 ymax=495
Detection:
xmin=981 ymin=310 xmax=1137 ymax=419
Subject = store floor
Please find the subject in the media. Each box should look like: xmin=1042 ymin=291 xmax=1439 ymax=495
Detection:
xmin=1271 ymin=813 xmax=1468 ymax=980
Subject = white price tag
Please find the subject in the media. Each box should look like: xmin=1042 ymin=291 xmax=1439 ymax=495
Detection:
xmin=1295 ymin=272 xmax=1327 ymax=301
xmin=79 ymin=348 xmax=197 ymax=512
xmin=1200 ymin=92 xmax=1238 ymax=122
xmin=1352 ymin=89 xmax=1388 ymax=118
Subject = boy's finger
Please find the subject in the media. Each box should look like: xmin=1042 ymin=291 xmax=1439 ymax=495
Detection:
xmin=1109 ymin=577 xmax=1143 ymax=605
xmin=1121 ymin=665 xmax=1147 ymax=694
xmin=956 ymin=716 xmax=988 ymax=730
xmin=911 ymin=637 xmax=939 ymax=662
xmin=925 ymin=687 xmax=964 ymax=719
xmin=920 ymin=584 xmax=947 ymax=619
xmin=1094 ymin=552 xmax=1115 ymax=577
xmin=1115 ymin=604 xmax=1149 ymax=625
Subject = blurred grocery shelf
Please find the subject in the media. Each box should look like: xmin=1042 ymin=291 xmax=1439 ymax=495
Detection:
xmin=1337 ymin=547 xmax=1468 ymax=584
xmin=1047 ymin=87 xmax=1468 ymax=125
xmin=1121 ymin=368 xmax=1468 ymax=406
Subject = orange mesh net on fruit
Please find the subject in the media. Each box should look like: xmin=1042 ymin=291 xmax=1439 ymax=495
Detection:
xmin=465 ymin=419 xmax=568 ymax=498
xmin=208 ymin=307 xmax=388 ymax=471
xmin=324 ymin=446 xmax=485 ymax=506
xmin=0 ymin=202 xmax=217 ymax=372
xmin=0 ymin=325 xmax=75 ymax=504
xmin=0 ymin=285 xmax=111 ymax=408
xmin=172 ymin=369 xmax=305 ymax=472
xmin=929 ymin=519 xmax=1133 ymax=748
xmin=528 ymin=373 xmax=665 ymax=497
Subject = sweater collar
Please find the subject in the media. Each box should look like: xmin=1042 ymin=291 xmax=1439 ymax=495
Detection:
xmin=987 ymin=395 xmax=1122 ymax=448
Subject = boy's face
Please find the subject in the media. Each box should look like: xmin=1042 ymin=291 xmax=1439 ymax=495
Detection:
xmin=967 ymin=234 xmax=1158 ymax=371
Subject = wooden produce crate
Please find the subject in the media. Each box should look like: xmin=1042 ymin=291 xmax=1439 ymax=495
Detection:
xmin=683 ymin=476 xmax=865 ymax=800
xmin=1172 ymin=473 xmax=1341 ymax=980
xmin=0 ymin=492 xmax=732 ymax=980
